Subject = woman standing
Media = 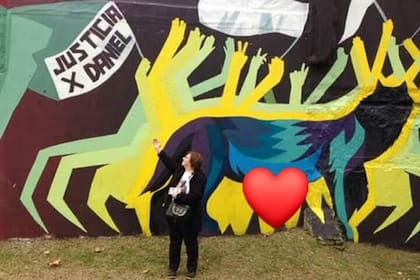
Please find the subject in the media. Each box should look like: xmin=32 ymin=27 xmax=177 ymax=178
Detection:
xmin=152 ymin=139 xmax=207 ymax=280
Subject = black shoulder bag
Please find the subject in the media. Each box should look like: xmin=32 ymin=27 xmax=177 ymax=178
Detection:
xmin=165 ymin=201 xmax=190 ymax=219
xmin=165 ymin=173 xmax=193 ymax=221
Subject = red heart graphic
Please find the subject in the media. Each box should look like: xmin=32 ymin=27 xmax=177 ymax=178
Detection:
xmin=243 ymin=167 xmax=308 ymax=228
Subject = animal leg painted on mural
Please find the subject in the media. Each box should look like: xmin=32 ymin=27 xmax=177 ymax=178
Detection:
xmin=19 ymin=96 xmax=152 ymax=233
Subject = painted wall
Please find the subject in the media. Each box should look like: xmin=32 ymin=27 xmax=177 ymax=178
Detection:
xmin=0 ymin=0 xmax=418 ymax=249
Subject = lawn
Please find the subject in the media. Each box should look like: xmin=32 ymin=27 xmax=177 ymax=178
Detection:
xmin=0 ymin=228 xmax=418 ymax=280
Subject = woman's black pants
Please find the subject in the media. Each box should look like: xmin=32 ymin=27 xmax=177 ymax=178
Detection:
xmin=167 ymin=218 xmax=199 ymax=272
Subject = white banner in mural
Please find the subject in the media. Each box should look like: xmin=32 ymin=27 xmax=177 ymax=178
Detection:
xmin=198 ymin=0 xmax=309 ymax=38
xmin=45 ymin=2 xmax=136 ymax=99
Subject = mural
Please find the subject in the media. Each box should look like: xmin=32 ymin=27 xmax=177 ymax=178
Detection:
xmin=0 ymin=0 xmax=418 ymax=249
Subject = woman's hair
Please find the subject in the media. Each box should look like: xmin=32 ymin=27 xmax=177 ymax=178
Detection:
xmin=188 ymin=151 xmax=203 ymax=170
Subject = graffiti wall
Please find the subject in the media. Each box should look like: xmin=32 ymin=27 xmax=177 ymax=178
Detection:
xmin=0 ymin=0 xmax=418 ymax=249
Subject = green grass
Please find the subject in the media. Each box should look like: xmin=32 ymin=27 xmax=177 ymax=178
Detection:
xmin=0 ymin=228 xmax=418 ymax=280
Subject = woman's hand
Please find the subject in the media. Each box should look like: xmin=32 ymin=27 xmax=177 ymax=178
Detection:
xmin=152 ymin=138 xmax=162 ymax=153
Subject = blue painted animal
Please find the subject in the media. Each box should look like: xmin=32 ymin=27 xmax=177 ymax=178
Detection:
xmin=143 ymin=85 xmax=412 ymax=239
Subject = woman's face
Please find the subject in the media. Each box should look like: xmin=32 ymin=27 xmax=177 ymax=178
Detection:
xmin=181 ymin=153 xmax=192 ymax=168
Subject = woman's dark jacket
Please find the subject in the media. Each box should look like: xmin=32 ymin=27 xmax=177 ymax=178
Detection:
xmin=158 ymin=150 xmax=206 ymax=231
